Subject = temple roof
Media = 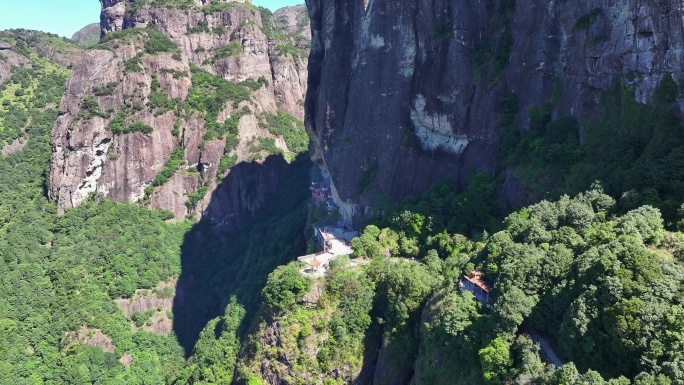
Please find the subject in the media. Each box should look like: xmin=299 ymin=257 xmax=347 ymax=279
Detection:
xmin=463 ymin=270 xmax=493 ymax=292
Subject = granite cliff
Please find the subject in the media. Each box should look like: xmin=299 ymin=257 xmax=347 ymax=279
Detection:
xmin=305 ymin=0 xmax=684 ymax=221
xmin=49 ymin=0 xmax=310 ymax=225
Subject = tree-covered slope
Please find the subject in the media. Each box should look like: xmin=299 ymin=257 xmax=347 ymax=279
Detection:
xmin=240 ymin=181 xmax=684 ymax=385
xmin=0 ymin=21 xmax=312 ymax=385
xmin=0 ymin=32 xmax=189 ymax=383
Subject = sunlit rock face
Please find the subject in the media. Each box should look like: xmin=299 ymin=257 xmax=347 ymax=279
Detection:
xmin=50 ymin=1 xmax=310 ymax=222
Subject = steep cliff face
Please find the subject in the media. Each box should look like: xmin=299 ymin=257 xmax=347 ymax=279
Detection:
xmin=305 ymin=0 xmax=684 ymax=220
xmin=99 ymin=0 xmax=308 ymax=118
xmin=49 ymin=0 xmax=310 ymax=224
xmin=49 ymin=36 xmax=189 ymax=213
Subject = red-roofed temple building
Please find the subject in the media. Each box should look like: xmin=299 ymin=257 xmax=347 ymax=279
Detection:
xmin=460 ymin=270 xmax=493 ymax=303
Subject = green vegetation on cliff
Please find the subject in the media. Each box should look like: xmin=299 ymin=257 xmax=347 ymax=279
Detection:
xmin=500 ymin=75 xmax=684 ymax=228
xmin=0 ymin=55 xmax=191 ymax=383
xmin=238 ymin=258 xmax=376 ymax=384
xmin=262 ymin=110 xmax=309 ymax=155
xmin=0 ymin=50 xmax=69 ymax=147
xmin=184 ymin=297 xmax=245 ymax=384
xmin=0 ymin=40 xmax=312 ymax=383
xmin=240 ymin=180 xmax=684 ymax=385
xmin=188 ymin=65 xmax=250 ymax=141
xmin=123 ymin=0 xmax=256 ymax=15
xmin=101 ymin=27 xmax=179 ymax=55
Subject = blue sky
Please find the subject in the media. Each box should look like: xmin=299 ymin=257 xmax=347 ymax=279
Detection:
xmin=253 ymin=0 xmax=304 ymax=11
xmin=0 ymin=0 xmax=304 ymax=38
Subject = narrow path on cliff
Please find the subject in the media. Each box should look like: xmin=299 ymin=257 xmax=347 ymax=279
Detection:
xmin=522 ymin=324 xmax=564 ymax=367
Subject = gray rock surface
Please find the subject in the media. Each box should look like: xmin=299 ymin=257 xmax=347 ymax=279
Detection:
xmin=0 ymin=46 xmax=30 ymax=85
xmin=65 ymin=326 xmax=116 ymax=353
xmin=49 ymin=44 xmax=187 ymax=213
xmin=305 ymin=0 xmax=684 ymax=222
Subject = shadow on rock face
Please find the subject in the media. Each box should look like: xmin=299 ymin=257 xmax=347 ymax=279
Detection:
xmin=172 ymin=153 xmax=312 ymax=355
xmin=202 ymin=155 xmax=288 ymax=231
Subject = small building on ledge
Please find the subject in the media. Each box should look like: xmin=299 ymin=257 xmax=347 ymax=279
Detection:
xmin=298 ymin=252 xmax=333 ymax=276
xmin=460 ymin=270 xmax=493 ymax=304
xmin=297 ymin=226 xmax=358 ymax=276
xmin=314 ymin=226 xmax=357 ymax=255
xmin=310 ymin=182 xmax=331 ymax=206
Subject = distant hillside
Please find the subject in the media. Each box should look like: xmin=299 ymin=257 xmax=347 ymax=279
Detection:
xmin=71 ymin=23 xmax=100 ymax=48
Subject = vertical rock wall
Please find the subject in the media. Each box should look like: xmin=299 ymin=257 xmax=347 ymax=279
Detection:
xmin=50 ymin=1 xmax=310 ymax=225
xmin=305 ymin=0 xmax=684 ymax=221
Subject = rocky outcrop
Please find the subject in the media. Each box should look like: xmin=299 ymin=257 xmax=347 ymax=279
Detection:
xmin=115 ymin=279 xmax=177 ymax=317
xmin=64 ymin=325 xmax=116 ymax=353
xmin=71 ymin=23 xmax=101 ymax=48
xmin=51 ymin=1 xmax=310 ymax=222
xmin=274 ymin=5 xmax=311 ymax=42
xmin=1 ymin=137 xmax=27 ymax=157
xmin=0 ymin=49 xmax=29 ymax=85
xmin=99 ymin=0 xmax=253 ymax=33
xmin=100 ymin=0 xmax=126 ymax=34
xmin=239 ymin=279 xmax=369 ymax=385
xmin=115 ymin=279 xmax=176 ymax=335
xmin=271 ymin=5 xmax=310 ymax=119
xmin=99 ymin=1 xmax=309 ymax=116
xmin=48 ymin=38 xmax=188 ymax=212
xmin=305 ymin=0 xmax=684 ymax=221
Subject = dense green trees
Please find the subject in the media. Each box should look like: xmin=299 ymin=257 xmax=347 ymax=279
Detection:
xmin=184 ymin=297 xmax=245 ymax=384
xmin=500 ymin=75 xmax=684 ymax=227
xmin=0 ymin=44 xmax=195 ymax=383
xmin=479 ymin=337 xmax=513 ymax=384
xmin=470 ymin=187 xmax=684 ymax=382
xmin=262 ymin=263 xmax=312 ymax=312
xmin=279 ymin=180 xmax=684 ymax=385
